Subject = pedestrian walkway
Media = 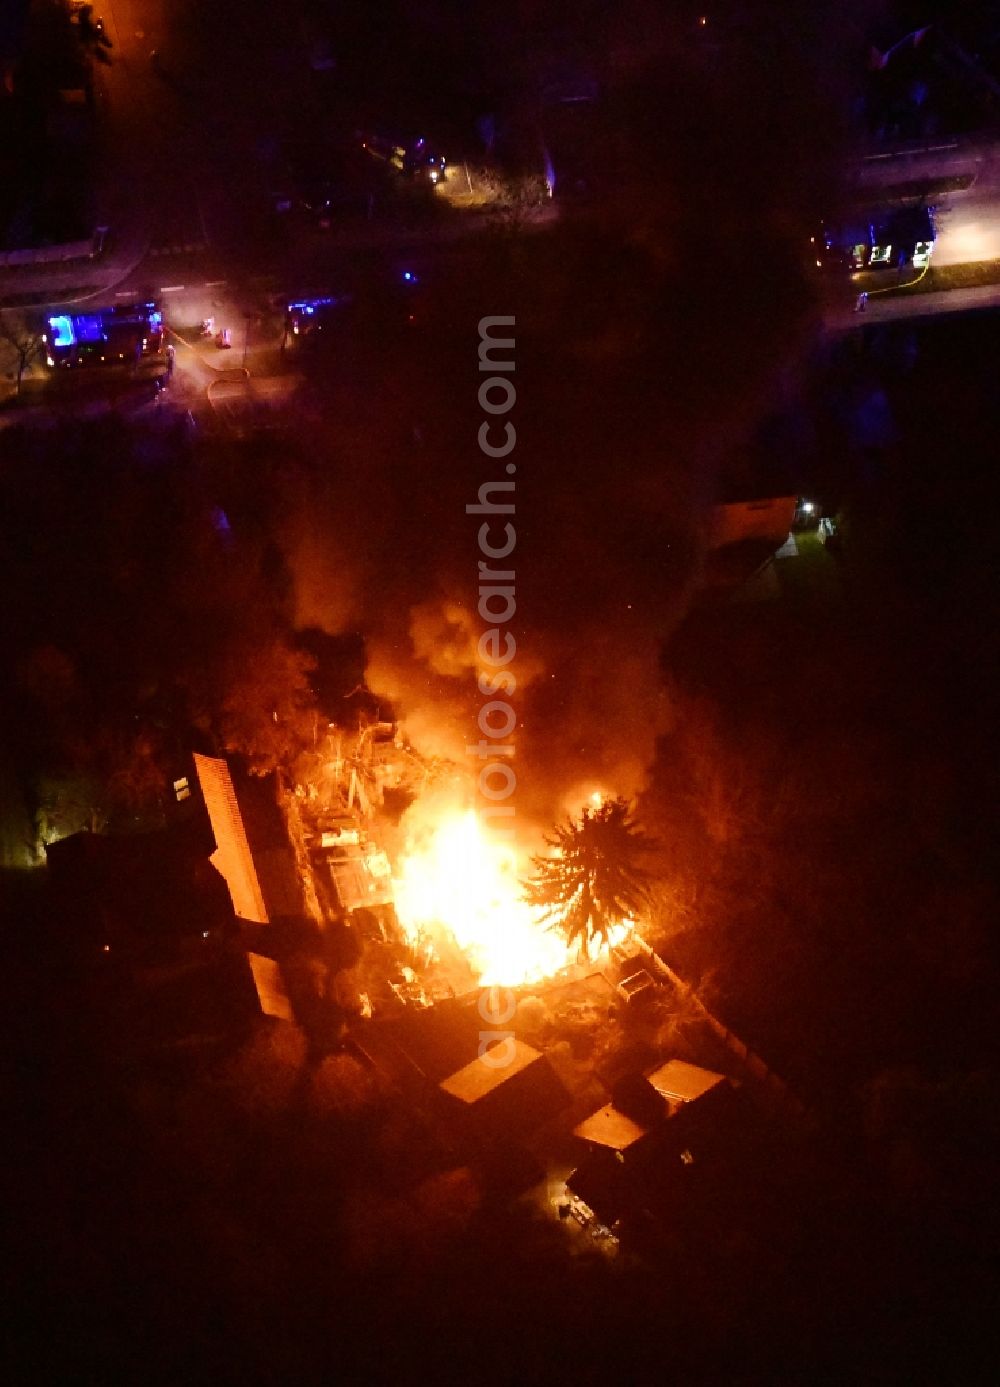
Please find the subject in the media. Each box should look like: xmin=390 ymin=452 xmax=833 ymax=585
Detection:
xmin=827 ymin=276 xmax=1000 ymax=329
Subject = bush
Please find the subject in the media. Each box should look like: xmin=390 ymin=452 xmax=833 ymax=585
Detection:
xmin=221 ymin=1021 xmax=307 ymax=1117
xmin=308 ymin=1052 xmax=379 ymax=1119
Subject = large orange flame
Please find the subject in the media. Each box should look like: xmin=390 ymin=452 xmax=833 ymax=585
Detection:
xmin=393 ymin=804 xmax=632 ymax=988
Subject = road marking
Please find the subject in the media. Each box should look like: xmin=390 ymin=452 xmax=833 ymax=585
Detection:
xmin=204 ymin=280 xmax=227 ymax=288
xmin=160 ymin=285 xmax=186 ymax=292
xmin=863 ymin=141 xmax=960 ymax=161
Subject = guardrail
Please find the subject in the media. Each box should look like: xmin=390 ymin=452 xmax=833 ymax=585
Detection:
xmin=0 ymin=227 xmax=107 ymax=270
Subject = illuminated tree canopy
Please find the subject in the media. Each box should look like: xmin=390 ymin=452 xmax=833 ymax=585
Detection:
xmin=524 ymin=796 xmax=656 ymax=955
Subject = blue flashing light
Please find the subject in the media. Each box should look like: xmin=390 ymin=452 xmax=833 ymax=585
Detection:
xmin=47 ymin=314 xmax=76 ymax=348
xmin=402 ymin=271 xmax=417 ymax=283
xmin=75 ymin=314 xmax=104 ymax=344
xmin=287 ymin=296 xmax=336 ymax=314
xmin=148 ymin=310 xmax=163 ymax=328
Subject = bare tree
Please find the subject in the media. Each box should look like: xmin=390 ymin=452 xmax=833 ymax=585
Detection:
xmin=0 ymin=312 xmax=46 ymax=396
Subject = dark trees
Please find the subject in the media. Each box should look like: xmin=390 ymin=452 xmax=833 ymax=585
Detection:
xmin=0 ymin=313 xmax=46 ymax=396
xmin=0 ymin=418 xmax=317 ymax=836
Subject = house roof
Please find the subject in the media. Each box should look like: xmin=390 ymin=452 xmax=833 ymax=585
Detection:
xmin=572 ymin=1061 xmax=725 ymax=1154
xmin=648 ymin=1059 xmax=725 ymax=1104
xmin=572 ymin=1102 xmax=650 ymax=1152
xmin=247 ymin=952 xmax=294 ymax=1022
xmin=440 ymin=1037 xmax=544 ymax=1104
xmin=439 ymin=1039 xmax=570 ymax=1138
xmin=569 ymin=1080 xmax=745 ymax=1232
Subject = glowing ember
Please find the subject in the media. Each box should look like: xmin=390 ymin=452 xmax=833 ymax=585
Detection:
xmin=393 ymin=807 xmax=627 ymax=987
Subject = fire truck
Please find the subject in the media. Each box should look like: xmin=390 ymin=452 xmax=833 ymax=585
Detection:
xmin=43 ymin=300 xmax=165 ymax=369
xmin=812 ymin=204 xmax=935 ymax=273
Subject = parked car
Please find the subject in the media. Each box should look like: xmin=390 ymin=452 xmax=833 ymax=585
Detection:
xmin=402 ymin=138 xmax=448 ymax=184
xmin=812 ymin=203 xmax=936 ymax=272
xmin=363 ymin=131 xmax=449 ymax=184
xmin=283 ymin=295 xmax=353 ymax=345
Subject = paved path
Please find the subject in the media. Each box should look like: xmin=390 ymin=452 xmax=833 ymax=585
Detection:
xmin=852 ymin=131 xmax=1000 ymax=267
xmin=826 ymin=277 xmax=1000 ymax=329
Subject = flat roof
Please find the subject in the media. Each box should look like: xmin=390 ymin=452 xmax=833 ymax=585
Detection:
xmin=648 ymin=1059 xmax=725 ymax=1104
xmin=572 ymin=1062 xmax=726 ymax=1152
xmin=572 ymin=1103 xmax=650 ymax=1152
xmin=440 ymin=1037 xmax=543 ymax=1104
xmin=247 ymin=952 xmax=293 ymax=1022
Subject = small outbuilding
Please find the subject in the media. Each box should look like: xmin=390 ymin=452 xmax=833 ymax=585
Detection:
xmin=440 ymin=1038 xmax=570 ymax=1137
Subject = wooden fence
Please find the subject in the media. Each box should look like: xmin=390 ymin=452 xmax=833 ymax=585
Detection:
xmin=631 ymin=933 xmax=807 ymax=1116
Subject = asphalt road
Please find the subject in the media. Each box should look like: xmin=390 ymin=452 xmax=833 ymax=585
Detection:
xmin=856 ymin=130 xmax=1000 ymax=266
xmin=3 ymin=0 xmax=560 ymax=359
xmin=0 ymin=0 xmax=551 ymax=408
xmin=9 ymin=19 xmax=1000 ymax=395
xmin=813 ymin=131 xmax=1000 ymax=330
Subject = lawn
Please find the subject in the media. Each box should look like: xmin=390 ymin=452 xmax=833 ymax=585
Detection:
xmin=854 ymin=257 xmax=1000 ymax=299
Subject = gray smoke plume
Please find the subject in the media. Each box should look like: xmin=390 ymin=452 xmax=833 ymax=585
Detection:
xmin=283 ymin=5 xmax=853 ymax=836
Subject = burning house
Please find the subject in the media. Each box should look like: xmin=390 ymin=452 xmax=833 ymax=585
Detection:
xmin=308 ymin=814 xmax=394 ymax=922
